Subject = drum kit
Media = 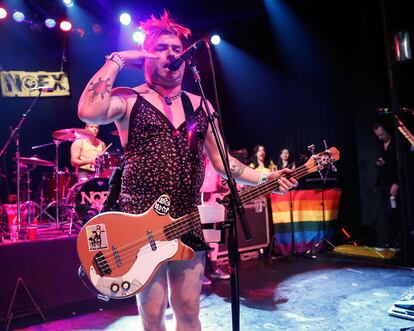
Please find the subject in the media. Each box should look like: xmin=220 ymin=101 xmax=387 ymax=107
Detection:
xmin=5 ymin=127 xmax=122 ymax=237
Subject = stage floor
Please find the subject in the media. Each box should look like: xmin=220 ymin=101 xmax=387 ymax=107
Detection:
xmin=8 ymin=253 xmax=414 ymax=331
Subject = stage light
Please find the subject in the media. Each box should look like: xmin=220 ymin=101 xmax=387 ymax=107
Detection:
xmin=119 ymin=13 xmax=131 ymax=26
xmin=0 ymin=7 xmax=7 ymax=19
xmin=62 ymin=0 xmax=74 ymax=8
xmin=210 ymin=34 xmax=221 ymax=45
xmin=60 ymin=20 xmax=72 ymax=32
xmin=132 ymin=29 xmax=145 ymax=44
xmin=12 ymin=11 xmax=25 ymax=22
xmin=45 ymin=18 xmax=56 ymax=28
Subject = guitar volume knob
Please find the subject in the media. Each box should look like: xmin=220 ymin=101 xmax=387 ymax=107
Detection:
xmin=122 ymin=281 xmax=130 ymax=291
xmin=110 ymin=283 xmax=120 ymax=293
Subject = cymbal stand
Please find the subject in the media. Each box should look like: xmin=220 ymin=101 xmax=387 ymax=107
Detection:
xmin=54 ymin=140 xmax=61 ymax=226
xmin=0 ymin=90 xmax=43 ymax=235
xmin=31 ymin=141 xmax=62 ymax=225
xmin=21 ymin=165 xmax=38 ymax=226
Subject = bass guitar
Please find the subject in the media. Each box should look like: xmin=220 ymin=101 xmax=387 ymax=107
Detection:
xmin=76 ymin=147 xmax=340 ymax=299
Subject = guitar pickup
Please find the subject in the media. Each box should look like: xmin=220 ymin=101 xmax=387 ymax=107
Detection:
xmin=112 ymin=245 xmax=122 ymax=267
xmin=93 ymin=252 xmax=112 ymax=276
xmin=147 ymin=230 xmax=157 ymax=251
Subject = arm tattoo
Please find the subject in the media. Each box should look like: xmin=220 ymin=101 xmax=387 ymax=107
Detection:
xmin=87 ymin=77 xmax=112 ymax=104
xmin=230 ymin=159 xmax=246 ymax=178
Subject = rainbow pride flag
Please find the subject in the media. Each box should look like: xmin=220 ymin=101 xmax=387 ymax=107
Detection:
xmin=271 ymin=189 xmax=341 ymax=255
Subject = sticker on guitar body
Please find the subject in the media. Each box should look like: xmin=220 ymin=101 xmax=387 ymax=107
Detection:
xmin=86 ymin=224 xmax=109 ymax=251
xmin=153 ymin=195 xmax=171 ymax=216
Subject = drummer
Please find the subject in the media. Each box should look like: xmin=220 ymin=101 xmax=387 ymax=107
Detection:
xmin=70 ymin=124 xmax=106 ymax=179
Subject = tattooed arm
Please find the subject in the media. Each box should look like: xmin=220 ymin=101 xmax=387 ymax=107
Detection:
xmin=78 ymin=60 xmax=126 ymax=125
xmin=78 ymin=50 xmax=159 ymax=125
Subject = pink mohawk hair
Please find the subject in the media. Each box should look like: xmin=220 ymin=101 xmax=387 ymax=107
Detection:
xmin=140 ymin=10 xmax=192 ymax=50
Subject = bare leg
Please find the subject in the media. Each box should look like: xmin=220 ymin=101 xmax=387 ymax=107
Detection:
xmin=168 ymin=251 xmax=205 ymax=331
xmin=136 ymin=264 xmax=168 ymax=331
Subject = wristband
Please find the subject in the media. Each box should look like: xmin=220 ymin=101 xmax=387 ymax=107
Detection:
xmin=105 ymin=52 xmax=125 ymax=70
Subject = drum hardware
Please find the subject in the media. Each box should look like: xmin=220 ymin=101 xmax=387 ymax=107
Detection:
xmin=0 ymin=90 xmax=45 ymax=236
xmin=29 ymin=128 xmax=94 ymax=228
xmin=51 ymin=128 xmax=95 ymax=141
xmin=65 ymin=176 xmax=109 ymax=224
xmin=95 ymin=151 xmax=122 ymax=178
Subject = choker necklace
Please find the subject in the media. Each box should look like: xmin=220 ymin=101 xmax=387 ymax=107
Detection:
xmin=147 ymin=83 xmax=182 ymax=105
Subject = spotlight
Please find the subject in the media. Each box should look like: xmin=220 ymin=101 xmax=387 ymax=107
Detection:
xmin=62 ymin=0 xmax=74 ymax=7
xmin=119 ymin=13 xmax=131 ymax=26
xmin=132 ymin=29 xmax=145 ymax=44
xmin=210 ymin=34 xmax=221 ymax=45
xmin=60 ymin=20 xmax=72 ymax=32
xmin=12 ymin=11 xmax=25 ymax=23
xmin=0 ymin=7 xmax=7 ymax=19
xmin=45 ymin=18 xmax=56 ymax=28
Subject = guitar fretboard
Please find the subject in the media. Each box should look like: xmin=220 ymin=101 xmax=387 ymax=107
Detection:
xmin=163 ymin=163 xmax=312 ymax=240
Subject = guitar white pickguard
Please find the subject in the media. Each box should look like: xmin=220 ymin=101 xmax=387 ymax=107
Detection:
xmin=89 ymin=239 xmax=178 ymax=298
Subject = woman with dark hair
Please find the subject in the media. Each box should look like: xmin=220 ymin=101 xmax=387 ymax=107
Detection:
xmin=249 ymin=145 xmax=276 ymax=173
xmin=276 ymin=148 xmax=296 ymax=170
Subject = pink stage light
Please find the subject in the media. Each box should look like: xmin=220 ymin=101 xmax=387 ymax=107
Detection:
xmin=0 ymin=7 xmax=7 ymax=19
xmin=60 ymin=20 xmax=72 ymax=32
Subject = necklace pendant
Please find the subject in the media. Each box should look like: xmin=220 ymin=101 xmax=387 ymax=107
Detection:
xmin=164 ymin=96 xmax=172 ymax=105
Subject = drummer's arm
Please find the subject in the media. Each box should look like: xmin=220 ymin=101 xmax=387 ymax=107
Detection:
xmin=78 ymin=60 xmax=127 ymax=125
xmin=70 ymin=141 xmax=95 ymax=167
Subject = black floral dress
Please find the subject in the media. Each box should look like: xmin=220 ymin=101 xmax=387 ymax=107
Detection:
xmin=119 ymin=91 xmax=209 ymax=251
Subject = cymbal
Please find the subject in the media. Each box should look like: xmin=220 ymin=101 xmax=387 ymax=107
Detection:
xmin=18 ymin=156 xmax=55 ymax=167
xmin=110 ymin=130 xmax=119 ymax=136
xmin=52 ymin=128 xmax=94 ymax=141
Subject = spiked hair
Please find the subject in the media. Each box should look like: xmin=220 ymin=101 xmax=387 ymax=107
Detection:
xmin=140 ymin=10 xmax=191 ymax=51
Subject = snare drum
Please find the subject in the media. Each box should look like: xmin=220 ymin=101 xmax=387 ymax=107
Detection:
xmin=66 ymin=177 xmax=109 ymax=218
xmin=96 ymin=152 xmax=122 ymax=178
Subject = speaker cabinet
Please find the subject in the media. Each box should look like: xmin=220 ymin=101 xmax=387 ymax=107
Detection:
xmin=217 ymin=197 xmax=271 ymax=257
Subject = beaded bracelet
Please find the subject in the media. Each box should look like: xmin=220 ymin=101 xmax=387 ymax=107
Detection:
xmin=105 ymin=52 xmax=125 ymax=70
xmin=257 ymin=172 xmax=268 ymax=185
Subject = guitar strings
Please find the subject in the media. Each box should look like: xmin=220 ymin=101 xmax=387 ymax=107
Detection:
xmin=94 ymin=164 xmax=312 ymax=269
xmin=93 ymin=164 xmax=311 ymax=268
xmin=94 ymin=165 xmax=312 ymax=271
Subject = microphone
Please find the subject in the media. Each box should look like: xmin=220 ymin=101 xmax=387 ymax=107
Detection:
xmin=30 ymin=87 xmax=55 ymax=92
xmin=168 ymin=40 xmax=205 ymax=72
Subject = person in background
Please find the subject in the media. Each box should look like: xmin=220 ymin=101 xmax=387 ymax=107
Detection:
xmin=70 ymin=124 xmax=106 ymax=179
xmin=249 ymin=145 xmax=276 ymax=173
xmin=276 ymin=148 xmax=296 ymax=170
xmin=373 ymin=122 xmax=400 ymax=249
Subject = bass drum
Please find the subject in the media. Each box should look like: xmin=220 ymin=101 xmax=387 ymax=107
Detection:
xmin=66 ymin=177 xmax=109 ymax=223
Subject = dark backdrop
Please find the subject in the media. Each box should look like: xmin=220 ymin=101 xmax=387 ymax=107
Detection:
xmin=1 ymin=0 xmax=413 ymax=257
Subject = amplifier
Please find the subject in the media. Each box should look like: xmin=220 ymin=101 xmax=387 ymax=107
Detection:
xmin=217 ymin=197 xmax=271 ymax=257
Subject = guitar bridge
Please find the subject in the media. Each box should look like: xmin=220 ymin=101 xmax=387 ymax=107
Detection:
xmin=93 ymin=252 xmax=112 ymax=276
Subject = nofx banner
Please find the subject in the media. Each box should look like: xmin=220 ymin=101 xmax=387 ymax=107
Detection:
xmin=0 ymin=71 xmax=70 ymax=97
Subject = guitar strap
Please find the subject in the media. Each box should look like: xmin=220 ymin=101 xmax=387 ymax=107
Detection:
xmin=180 ymin=92 xmax=199 ymax=208
xmin=180 ymin=92 xmax=198 ymax=157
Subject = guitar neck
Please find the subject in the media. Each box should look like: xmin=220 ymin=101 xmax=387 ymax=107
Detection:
xmin=239 ymin=164 xmax=310 ymax=204
xmin=395 ymin=115 xmax=414 ymax=146
xmin=398 ymin=126 xmax=414 ymax=146
xmin=165 ymin=164 xmax=311 ymax=239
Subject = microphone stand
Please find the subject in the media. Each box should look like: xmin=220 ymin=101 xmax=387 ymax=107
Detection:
xmin=189 ymin=58 xmax=251 ymax=331
xmin=0 ymin=90 xmax=43 ymax=234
